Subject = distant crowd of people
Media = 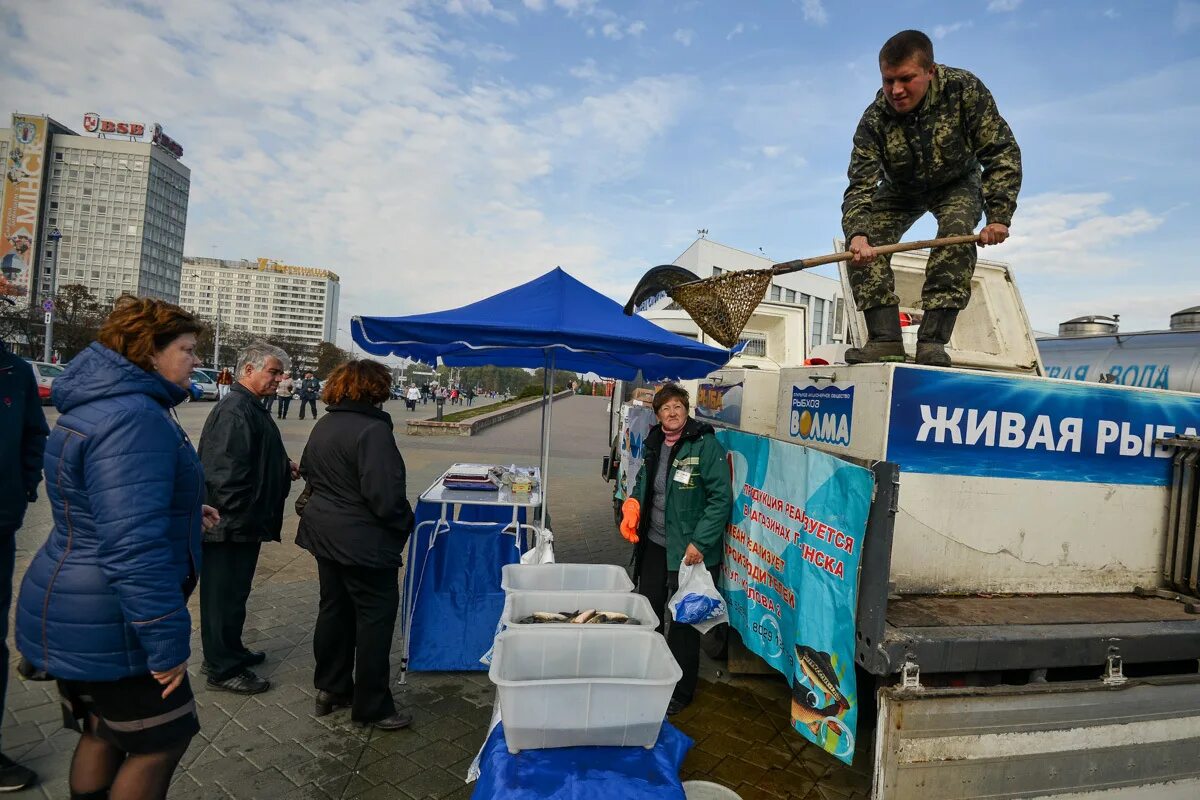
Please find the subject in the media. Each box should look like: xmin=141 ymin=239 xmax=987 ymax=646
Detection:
xmin=2 ymin=297 xmax=418 ymax=798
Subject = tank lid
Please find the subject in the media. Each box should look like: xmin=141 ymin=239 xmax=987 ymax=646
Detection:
xmin=1057 ymin=314 xmax=1119 ymax=337
xmin=1169 ymin=306 xmax=1200 ymax=331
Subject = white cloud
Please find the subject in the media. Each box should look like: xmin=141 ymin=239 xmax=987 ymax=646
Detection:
xmin=568 ymin=58 xmax=611 ymax=82
xmin=727 ymin=22 xmax=745 ymax=40
xmin=673 ymin=28 xmax=694 ymax=46
xmin=1176 ymin=1 xmax=1200 ymax=33
xmin=761 ymin=145 xmax=786 ymax=159
xmin=987 ymin=0 xmax=1023 ymax=12
xmin=997 ymin=192 xmax=1163 ymax=277
xmin=932 ymin=21 xmax=973 ymax=39
xmin=601 ymin=22 xmax=622 ymax=39
xmin=801 ymin=0 xmax=829 ymax=25
xmin=523 ymin=0 xmax=547 ymax=10
xmin=0 ymin=0 xmax=693 ymax=329
xmin=627 ymin=20 xmax=646 ymax=37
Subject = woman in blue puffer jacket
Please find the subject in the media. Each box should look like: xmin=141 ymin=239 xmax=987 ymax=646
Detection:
xmin=15 ymin=297 xmax=218 ymax=800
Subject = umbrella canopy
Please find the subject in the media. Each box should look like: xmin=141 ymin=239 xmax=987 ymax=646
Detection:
xmin=351 ymin=267 xmax=733 ymax=380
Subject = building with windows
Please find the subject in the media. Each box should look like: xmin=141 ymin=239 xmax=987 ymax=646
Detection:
xmin=641 ymin=236 xmax=845 ymax=350
xmin=178 ymin=256 xmax=340 ymax=352
xmin=0 ymin=112 xmax=190 ymax=305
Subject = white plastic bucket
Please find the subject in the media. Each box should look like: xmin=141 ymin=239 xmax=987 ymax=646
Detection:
xmin=501 ymin=563 xmax=633 ymax=593
xmin=501 ymin=590 xmax=659 ymax=630
xmin=682 ymin=781 xmax=743 ymax=800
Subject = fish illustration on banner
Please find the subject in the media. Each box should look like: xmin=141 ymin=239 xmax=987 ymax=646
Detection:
xmin=715 ymin=428 xmax=874 ymax=764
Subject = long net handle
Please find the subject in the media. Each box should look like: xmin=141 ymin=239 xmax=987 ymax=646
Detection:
xmin=769 ymin=233 xmax=981 ymax=277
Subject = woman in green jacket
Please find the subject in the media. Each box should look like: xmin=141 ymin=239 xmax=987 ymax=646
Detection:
xmin=621 ymin=383 xmax=733 ymax=715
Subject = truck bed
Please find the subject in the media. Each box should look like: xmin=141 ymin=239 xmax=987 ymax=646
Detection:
xmin=887 ymin=593 xmax=1197 ymax=627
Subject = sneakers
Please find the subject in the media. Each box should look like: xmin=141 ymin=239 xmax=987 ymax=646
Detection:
xmin=314 ymin=691 xmax=352 ymax=717
xmin=206 ymin=669 xmax=271 ymax=695
xmin=0 ymin=754 xmax=37 ymax=792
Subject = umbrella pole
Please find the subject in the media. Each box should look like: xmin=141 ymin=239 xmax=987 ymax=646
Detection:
xmin=539 ymin=352 xmax=555 ymax=529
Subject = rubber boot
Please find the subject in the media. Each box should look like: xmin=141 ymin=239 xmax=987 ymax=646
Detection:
xmin=844 ymin=305 xmax=904 ymax=364
xmin=915 ymin=308 xmax=959 ymax=367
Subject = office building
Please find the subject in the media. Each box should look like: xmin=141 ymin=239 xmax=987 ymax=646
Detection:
xmin=179 ymin=256 xmax=341 ymax=350
xmin=0 ymin=111 xmax=190 ymax=305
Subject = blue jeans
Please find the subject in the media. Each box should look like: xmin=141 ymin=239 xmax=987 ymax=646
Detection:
xmin=0 ymin=526 xmax=16 ymax=749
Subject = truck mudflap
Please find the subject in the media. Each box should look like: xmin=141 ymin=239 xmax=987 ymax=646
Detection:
xmin=872 ymin=676 xmax=1200 ymax=799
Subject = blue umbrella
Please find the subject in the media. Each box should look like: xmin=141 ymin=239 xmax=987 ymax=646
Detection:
xmin=352 ymin=267 xmax=735 ymax=523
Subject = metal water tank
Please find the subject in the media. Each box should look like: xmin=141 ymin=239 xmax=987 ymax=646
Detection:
xmin=1057 ymin=314 xmax=1119 ymax=337
xmin=1169 ymin=306 xmax=1200 ymax=331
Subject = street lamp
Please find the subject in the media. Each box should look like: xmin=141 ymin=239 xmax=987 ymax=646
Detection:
xmin=43 ymin=228 xmax=62 ymax=363
xmin=339 ymin=326 xmax=357 ymax=358
xmin=190 ymin=270 xmax=220 ymax=367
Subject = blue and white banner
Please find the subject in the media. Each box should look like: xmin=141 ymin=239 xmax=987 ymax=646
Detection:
xmin=887 ymin=368 xmax=1200 ymax=486
xmin=696 ymin=381 xmax=743 ymax=426
xmin=715 ymin=429 xmax=874 ymax=765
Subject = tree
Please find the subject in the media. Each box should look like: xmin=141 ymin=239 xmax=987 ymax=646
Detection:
xmin=51 ymin=284 xmax=105 ymax=362
xmin=314 ymin=341 xmax=350 ymax=378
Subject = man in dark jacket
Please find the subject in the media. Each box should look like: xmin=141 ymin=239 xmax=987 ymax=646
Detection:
xmin=298 ymin=371 xmax=321 ymax=420
xmin=842 ymin=29 xmax=1021 ymax=366
xmin=198 ymin=342 xmax=297 ymax=694
xmin=0 ymin=340 xmax=46 ymax=790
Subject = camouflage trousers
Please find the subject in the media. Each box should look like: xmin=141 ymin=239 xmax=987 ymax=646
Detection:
xmin=848 ymin=172 xmax=983 ymax=311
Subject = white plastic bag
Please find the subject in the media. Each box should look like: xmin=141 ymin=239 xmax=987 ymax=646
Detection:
xmin=520 ymin=527 xmax=555 ymax=565
xmin=668 ymin=559 xmax=727 ymax=634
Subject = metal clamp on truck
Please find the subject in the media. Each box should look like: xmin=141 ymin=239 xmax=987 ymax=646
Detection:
xmin=613 ymin=249 xmax=1200 ymax=798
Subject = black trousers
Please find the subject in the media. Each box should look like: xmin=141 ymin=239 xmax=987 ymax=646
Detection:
xmin=313 ymin=557 xmax=400 ymax=723
xmin=200 ymin=541 xmax=262 ymax=681
xmin=636 ymin=540 xmax=718 ymax=705
xmin=276 ymin=397 xmax=291 ymax=418
xmin=261 ymin=395 xmax=275 ymax=412
xmin=299 ymin=398 xmax=318 ymax=419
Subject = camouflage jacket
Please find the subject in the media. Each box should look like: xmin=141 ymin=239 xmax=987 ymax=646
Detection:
xmin=841 ymin=65 xmax=1022 ymax=242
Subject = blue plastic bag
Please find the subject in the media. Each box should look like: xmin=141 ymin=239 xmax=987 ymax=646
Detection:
xmin=668 ymin=560 xmax=728 ymax=633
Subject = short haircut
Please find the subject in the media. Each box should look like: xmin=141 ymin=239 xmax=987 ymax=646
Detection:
xmin=97 ymin=296 xmax=203 ymax=372
xmin=652 ymin=382 xmax=690 ymax=413
xmin=879 ymin=30 xmax=934 ymax=70
xmin=236 ymin=341 xmax=291 ymax=376
xmin=322 ymin=360 xmax=392 ymax=405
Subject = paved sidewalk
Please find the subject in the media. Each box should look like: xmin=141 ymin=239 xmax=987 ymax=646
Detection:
xmin=7 ymin=395 xmax=871 ymax=799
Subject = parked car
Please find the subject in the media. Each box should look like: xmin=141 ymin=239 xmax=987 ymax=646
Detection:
xmin=186 ymin=381 xmax=205 ymax=402
xmin=25 ymin=360 xmax=66 ymax=405
xmin=190 ymin=369 xmax=219 ymax=400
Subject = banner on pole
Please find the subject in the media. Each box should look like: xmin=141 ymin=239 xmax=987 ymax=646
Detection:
xmin=715 ymin=429 xmax=874 ymax=764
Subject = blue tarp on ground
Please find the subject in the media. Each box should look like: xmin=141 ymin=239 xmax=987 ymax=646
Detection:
xmin=351 ymin=267 xmax=734 ymax=380
xmin=403 ymin=499 xmax=528 ymax=672
xmin=471 ymin=721 xmax=692 ymax=800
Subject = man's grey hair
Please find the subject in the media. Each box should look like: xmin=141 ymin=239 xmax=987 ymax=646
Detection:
xmin=236 ymin=341 xmax=291 ymax=375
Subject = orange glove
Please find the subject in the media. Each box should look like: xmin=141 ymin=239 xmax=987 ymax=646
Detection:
xmin=619 ymin=498 xmax=641 ymax=543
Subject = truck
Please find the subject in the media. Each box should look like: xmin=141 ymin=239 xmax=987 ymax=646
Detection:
xmin=609 ymin=250 xmax=1200 ymax=798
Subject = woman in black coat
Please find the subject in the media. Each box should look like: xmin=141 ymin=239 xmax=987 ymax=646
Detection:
xmin=297 ymin=360 xmax=415 ymax=730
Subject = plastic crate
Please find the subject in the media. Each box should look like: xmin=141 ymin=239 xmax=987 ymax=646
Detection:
xmin=501 ymin=563 xmax=633 ymax=593
xmin=501 ymin=590 xmax=659 ymax=630
xmin=489 ymin=627 xmax=681 ymax=752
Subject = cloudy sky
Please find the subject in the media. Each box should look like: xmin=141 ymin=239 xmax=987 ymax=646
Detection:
xmin=2 ymin=0 xmax=1196 ymax=343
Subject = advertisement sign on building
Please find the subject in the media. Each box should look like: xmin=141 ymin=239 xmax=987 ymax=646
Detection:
xmin=716 ymin=429 xmax=874 ymax=764
xmin=1 ymin=114 xmax=49 ymax=298
xmin=82 ymin=113 xmax=145 ymax=138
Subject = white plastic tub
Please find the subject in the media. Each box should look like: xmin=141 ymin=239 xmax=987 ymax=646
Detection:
xmin=683 ymin=781 xmax=743 ymax=800
xmin=501 ymin=590 xmax=659 ymax=630
xmin=501 ymin=563 xmax=633 ymax=593
xmin=489 ymin=627 xmax=681 ymax=752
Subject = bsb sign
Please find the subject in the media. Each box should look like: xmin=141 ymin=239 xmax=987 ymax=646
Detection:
xmin=83 ymin=114 xmax=145 ymax=137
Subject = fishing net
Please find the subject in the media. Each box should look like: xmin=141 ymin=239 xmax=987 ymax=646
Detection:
xmin=668 ymin=269 xmax=774 ymax=348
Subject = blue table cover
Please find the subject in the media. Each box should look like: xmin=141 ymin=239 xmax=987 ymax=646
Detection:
xmin=471 ymin=721 xmax=693 ymax=800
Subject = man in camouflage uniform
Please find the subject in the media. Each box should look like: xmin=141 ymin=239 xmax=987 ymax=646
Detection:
xmin=841 ymin=29 xmax=1021 ymax=366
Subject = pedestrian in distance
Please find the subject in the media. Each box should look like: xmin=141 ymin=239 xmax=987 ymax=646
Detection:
xmin=276 ymin=373 xmax=295 ymax=419
xmin=465 ymin=386 xmax=475 ymax=407
xmin=216 ymin=365 xmax=233 ymax=399
xmin=15 ymin=297 xmax=218 ymax=800
xmin=842 ymin=29 xmax=1021 ymax=367
xmin=198 ymin=342 xmax=298 ymax=695
xmin=0 ymin=336 xmax=49 ymax=792
xmin=261 ymin=391 xmax=275 ymax=414
xmin=298 ymin=370 xmax=321 ymax=419
xmin=297 ymin=360 xmax=415 ymax=730
xmin=620 ymin=383 xmax=733 ymax=716
xmin=405 ymin=383 xmax=420 ymax=412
